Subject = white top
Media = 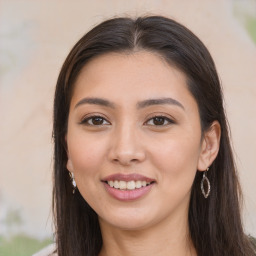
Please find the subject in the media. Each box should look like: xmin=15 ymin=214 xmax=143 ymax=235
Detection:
xmin=32 ymin=244 xmax=57 ymax=256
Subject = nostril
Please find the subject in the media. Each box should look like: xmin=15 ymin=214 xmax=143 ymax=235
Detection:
xmin=112 ymin=157 xmax=138 ymax=166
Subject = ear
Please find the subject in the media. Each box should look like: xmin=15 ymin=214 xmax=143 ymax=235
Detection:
xmin=197 ymin=121 xmax=221 ymax=171
xmin=65 ymin=135 xmax=74 ymax=172
xmin=66 ymin=158 xmax=74 ymax=173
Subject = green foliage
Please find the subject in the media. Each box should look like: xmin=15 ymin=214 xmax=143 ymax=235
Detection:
xmin=0 ymin=234 xmax=52 ymax=256
xmin=249 ymin=235 xmax=256 ymax=251
xmin=233 ymin=0 xmax=256 ymax=45
xmin=245 ymin=16 xmax=256 ymax=44
xmin=4 ymin=208 xmax=23 ymax=229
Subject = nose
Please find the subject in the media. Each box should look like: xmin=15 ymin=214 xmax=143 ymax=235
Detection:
xmin=108 ymin=123 xmax=146 ymax=166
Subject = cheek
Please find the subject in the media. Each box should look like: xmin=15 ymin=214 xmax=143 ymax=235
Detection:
xmin=67 ymin=132 xmax=108 ymax=176
xmin=148 ymin=132 xmax=201 ymax=186
xmin=67 ymin=133 xmax=109 ymax=200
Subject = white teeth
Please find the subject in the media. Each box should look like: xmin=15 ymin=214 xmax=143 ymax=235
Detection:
xmin=119 ymin=181 xmax=127 ymax=190
xmin=107 ymin=180 xmax=152 ymax=190
xmin=114 ymin=180 xmax=119 ymax=189
xmin=135 ymin=181 xmax=142 ymax=188
xmin=127 ymin=181 xmax=136 ymax=190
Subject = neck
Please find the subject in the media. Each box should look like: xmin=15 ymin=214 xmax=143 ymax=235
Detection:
xmin=98 ymin=210 xmax=196 ymax=256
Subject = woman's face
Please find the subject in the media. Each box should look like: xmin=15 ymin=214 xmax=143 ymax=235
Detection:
xmin=66 ymin=51 xmax=207 ymax=230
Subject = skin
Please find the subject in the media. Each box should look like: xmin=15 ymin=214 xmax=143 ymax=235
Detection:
xmin=66 ymin=51 xmax=221 ymax=256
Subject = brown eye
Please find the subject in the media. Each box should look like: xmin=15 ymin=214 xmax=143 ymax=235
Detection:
xmin=91 ymin=117 xmax=104 ymax=125
xmin=81 ymin=116 xmax=110 ymax=126
xmin=153 ymin=117 xmax=165 ymax=125
xmin=146 ymin=116 xmax=174 ymax=126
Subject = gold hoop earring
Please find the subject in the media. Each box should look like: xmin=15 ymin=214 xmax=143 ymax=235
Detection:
xmin=201 ymin=167 xmax=210 ymax=198
xmin=69 ymin=172 xmax=77 ymax=194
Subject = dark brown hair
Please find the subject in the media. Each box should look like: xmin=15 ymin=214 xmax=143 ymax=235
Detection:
xmin=53 ymin=16 xmax=256 ymax=256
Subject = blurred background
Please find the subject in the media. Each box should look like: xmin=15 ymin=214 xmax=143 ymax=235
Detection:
xmin=0 ymin=0 xmax=255 ymax=255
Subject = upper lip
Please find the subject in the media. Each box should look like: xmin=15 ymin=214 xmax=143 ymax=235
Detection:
xmin=102 ymin=173 xmax=156 ymax=183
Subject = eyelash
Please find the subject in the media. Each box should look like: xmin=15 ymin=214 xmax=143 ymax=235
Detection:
xmin=80 ymin=115 xmax=111 ymax=126
xmin=146 ymin=115 xmax=175 ymax=126
xmin=80 ymin=115 xmax=175 ymax=127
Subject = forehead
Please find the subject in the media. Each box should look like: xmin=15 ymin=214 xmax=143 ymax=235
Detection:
xmin=70 ymin=51 xmax=195 ymax=109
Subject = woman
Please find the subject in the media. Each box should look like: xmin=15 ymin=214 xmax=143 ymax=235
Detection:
xmin=45 ymin=16 xmax=256 ymax=256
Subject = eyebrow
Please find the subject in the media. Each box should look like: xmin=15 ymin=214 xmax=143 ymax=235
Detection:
xmin=74 ymin=97 xmax=115 ymax=109
xmin=74 ymin=97 xmax=185 ymax=110
xmin=137 ymin=98 xmax=185 ymax=110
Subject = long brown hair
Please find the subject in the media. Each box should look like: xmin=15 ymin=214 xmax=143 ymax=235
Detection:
xmin=53 ymin=16 xmax=256 ymax=256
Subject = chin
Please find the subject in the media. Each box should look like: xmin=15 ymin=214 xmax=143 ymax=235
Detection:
xmin=106 ymin=220 xmax=151 ymax=231
xmin=98 ymin=210 xmax=158 ymax=231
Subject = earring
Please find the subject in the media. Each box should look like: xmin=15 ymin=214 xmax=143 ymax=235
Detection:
xmin=69 ymin=172 xmax=77 ymax=194
xmin=201 ymin=167 xmax=210 ymax=198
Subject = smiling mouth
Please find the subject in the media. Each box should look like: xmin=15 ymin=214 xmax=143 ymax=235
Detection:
xmin=102 ymin=174 xmax=156 ymax=201
xmin=105 ymin=180 xmax=155 ymax=190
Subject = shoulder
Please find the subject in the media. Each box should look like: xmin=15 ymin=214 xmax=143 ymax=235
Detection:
xmin=32 ymin=243 xmax=57 ymax=256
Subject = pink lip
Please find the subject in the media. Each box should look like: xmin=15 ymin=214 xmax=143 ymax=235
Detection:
xmin=103 ymin=182 xmax=154 ymax=201
xmin=102 ymin=173 xmax=155 ymax=182
xmin=101 ymin=173 xmax=156 ymax=201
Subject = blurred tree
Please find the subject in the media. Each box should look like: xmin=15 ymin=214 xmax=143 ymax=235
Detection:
xmin=4 ymin=208 xmax=23 ymax=235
